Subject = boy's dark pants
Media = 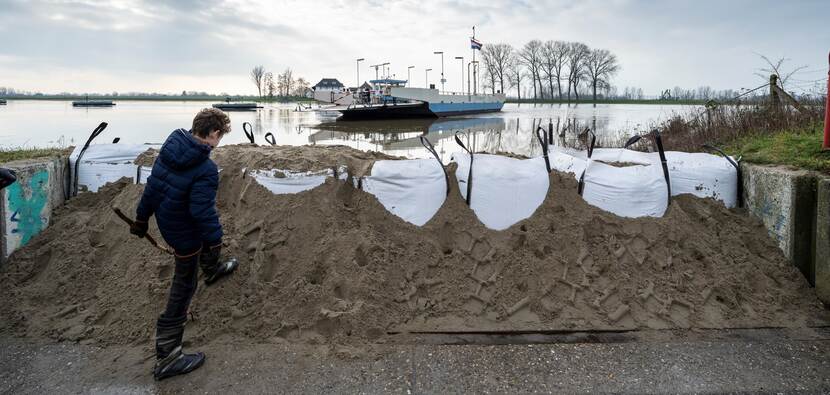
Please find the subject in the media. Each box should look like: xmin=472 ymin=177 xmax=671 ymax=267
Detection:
xmin=155 ymin=253 xmax=200 ymax=358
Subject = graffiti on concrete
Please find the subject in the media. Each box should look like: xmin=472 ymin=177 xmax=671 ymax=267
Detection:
xmin=6 ymin=170 xmax=49 ymax=247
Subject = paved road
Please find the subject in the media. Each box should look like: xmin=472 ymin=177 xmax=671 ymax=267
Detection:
xmin=1 ymin=328 xmax=829 ymax=394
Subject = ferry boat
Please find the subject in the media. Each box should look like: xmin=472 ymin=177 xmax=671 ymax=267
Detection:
xmin=72 ymin=99 xmax=115 ymax=107
xmin=212 ymin=102 xmax=262 ymax=111
xmin=322 ymin=79 xmax=505 ymax=120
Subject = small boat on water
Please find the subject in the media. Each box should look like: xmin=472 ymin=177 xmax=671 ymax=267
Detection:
xmin=318 ymin=79 xmax=505 ymax=120
xmin=0 ymin=99 xmax=6 ymax=105
xmin=72 ymin=99 xmax=115 ymax=107
xmin=212 ymin=102 xmax=262 ymax=111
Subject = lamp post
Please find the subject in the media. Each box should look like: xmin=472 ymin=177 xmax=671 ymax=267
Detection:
xmin=370 ymin=63 xmax=382 ymax=80
xmin=407 ymin=66 xmax=415 ymax=87
xmin=455 ymin=56 xmax=463 ymax=94
xmin=434 ymin=51 xmax=445 ymax=93
xmin=356 ymin=58 xmax=364 ymax=88
xmin=425 ymin=68 xmax=432 ymax=88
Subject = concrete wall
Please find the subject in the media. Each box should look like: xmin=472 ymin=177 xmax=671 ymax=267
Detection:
xmin=815 ymin=178 xmax=830 ymax=304
xmin=0 ymin=156 xmax=68 ymax=262
xmin=741 ymin=163 xmax=825 ymax=293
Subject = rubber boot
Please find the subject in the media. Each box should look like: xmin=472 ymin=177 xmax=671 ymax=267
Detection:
xmin=199 ymin=245 xmax=238 ymax=285
xmin=153 ymin=316 xmax=205 ymax=381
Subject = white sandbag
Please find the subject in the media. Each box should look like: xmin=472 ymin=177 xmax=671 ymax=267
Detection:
xmin=590 ymin=148 xmax=653 ymax=165
xmin=362 ymin=159 xmax=447 ymax=226
xmin=548 ymin=150 xmax=587 ymax=179
xmin=69 ymin=144 xmax=158 ymax=192
xmin=664 ymin=152 xmax=738 ymax=207
xmin=251 ymin=168 xmax=338 ymax=195
xmin=549 ymin=147 xmax=739 ymax=208
xmin=453 ymin=154 xmax=549 ymax=230
xmin=582 ymin=160 xmax=669 ymax=218
xmin=138 ymin=166 xmax=153 ymax=184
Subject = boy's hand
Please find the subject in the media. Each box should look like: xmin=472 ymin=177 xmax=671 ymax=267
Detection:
xmin=130 ymin=220 xmax=148 ymax=238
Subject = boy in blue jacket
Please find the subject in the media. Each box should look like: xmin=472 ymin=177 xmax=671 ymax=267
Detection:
xmin=130 ymin=108 xmax=238 ymax=380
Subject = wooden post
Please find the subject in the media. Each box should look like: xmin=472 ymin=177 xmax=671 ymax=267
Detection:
xmin=770 ymin=74 xmax=780 ymax=106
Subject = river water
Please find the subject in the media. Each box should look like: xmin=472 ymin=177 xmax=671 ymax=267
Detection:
xmin=0 ymin=100 xmax=699 ymax=161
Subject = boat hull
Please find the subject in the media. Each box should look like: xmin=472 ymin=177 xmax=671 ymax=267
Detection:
xmin=212 ymin=103 xmax=261 ymax=111
xmin=338 ymin=101 xmax=504 ymax=120
xmin=337 ymin=103 xmax=434 ymax=120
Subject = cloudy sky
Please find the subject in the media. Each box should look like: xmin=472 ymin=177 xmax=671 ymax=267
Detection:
xmin=1 ymin=0 xmax=828 ymax=96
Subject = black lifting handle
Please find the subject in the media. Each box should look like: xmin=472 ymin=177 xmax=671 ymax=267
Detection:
xmin=454 ymin=131 xmax=474 ymax=206
xmin=419 ymin=135 xmax=450 ymax=196
xmin=242 ymin=122 xmax=255 ymax=144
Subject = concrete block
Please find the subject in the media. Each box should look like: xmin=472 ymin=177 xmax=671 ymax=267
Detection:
xmin=0 ymin=156 xmax=68 ymax=262
xmin=816 ymin=178 xmax=830 ymax=305
xmin=741 ymin=164 xmax=816 ymax=284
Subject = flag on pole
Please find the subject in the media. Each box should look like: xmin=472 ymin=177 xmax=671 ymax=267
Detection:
xmin=470 ymin=37 xmax=482 ymax=50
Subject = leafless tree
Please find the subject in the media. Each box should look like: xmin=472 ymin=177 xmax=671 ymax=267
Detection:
xmin=584 ymin=48 xmax=620 ymax=101
xmin=292 ymin=77 xmax=310 ymax=97
xmin=518 ymin=40 xmax=543 ymax=100
xmin=481 ymin=43 xmax=513 ymax=94
xmin=251 ymin=65 xmax=265 ymax=100
xmin=566 ymin=42 xmax=589 ymax=101
xmin=753 ymin=54 xmax=808 ymax=92
xmin=277 ymin=68 xmax=294 ymax=97
xmin=264 ymin=72 xmax=275 ymax=100
xmin=506 ymin=51 xmax=524 ymax=100
xmin=540 ymin=40 xmax=570 ymax=100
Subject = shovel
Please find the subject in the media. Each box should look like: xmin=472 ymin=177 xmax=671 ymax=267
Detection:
xmin=112 ymin=207 xmax=173 ymax=255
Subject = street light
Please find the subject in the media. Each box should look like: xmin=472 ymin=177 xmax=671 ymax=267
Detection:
xmin=455 ymin=56 xmax=463 ymax=94
xmin=370 ymin=63 xmax=382 ymax=80
xmin=407 ymin=66 xmax=415 ymax=87
xmin=434 ymin=51 xmax=444 ymax=93
xmin=356 ymin=58 xmax=364 ymax=88
xmin=425 ymin=68 xmax=432 ymax=88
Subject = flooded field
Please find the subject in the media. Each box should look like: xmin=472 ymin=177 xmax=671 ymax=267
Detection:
xmin=0 ymin=100 xmax=700 ymax=161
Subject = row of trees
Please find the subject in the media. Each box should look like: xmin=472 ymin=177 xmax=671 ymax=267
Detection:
xmin=250 ymin=66 xmax=310 ymax=101
xmin=479 ymin=40 xmax=620 ymax=101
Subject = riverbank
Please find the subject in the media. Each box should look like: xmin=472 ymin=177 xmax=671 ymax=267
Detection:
xmin=727 ymin=125 xmax=830 ymax=173
xmin=0 ymin=147 xmax=68 ymax=163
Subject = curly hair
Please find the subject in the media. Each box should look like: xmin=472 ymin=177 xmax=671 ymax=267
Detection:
xmin=191 ymin=108 xmax=231 ymax=138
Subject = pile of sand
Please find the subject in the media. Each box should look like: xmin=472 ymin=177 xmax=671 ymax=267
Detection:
xmin=1 ymin=144 xmax=826 ymax=347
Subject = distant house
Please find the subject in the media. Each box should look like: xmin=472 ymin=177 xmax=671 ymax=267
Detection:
xmin=312 ymin=78 xmax=345 ymax=92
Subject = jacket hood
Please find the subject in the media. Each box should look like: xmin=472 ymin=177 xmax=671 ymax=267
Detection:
xmin=159 ymin=129 xmax=212 ymax=170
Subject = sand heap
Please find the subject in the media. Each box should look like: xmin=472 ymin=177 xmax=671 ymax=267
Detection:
xmin=0 ymin=144 xmax=826 ymax=347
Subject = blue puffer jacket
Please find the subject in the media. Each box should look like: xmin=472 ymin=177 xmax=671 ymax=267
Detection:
xmin=136 ymin=129 xmax=223 ymax=256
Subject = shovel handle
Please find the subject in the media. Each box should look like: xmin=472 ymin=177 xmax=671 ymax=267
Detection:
xmin=112 ymin=207 xmax=173 ymax=255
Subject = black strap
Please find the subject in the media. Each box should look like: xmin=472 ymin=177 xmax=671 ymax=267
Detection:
xmin=577 ymin=128 xmax=595 ymax=196
xmin=264 ymin=132 xmax=276 ymax=146
xmin=650 ymin=129 xmax=671 ymax=204
xmin=454 ymin=131 xmax=473 ymax=206
xmin=703 ymin=143 xmax=743 ymax=207
xmin=419 ymin=135 xmax=450 ymax=196
xmin=74 ymin=122 xmax=108 ymax=196
xmin=243 ymin=122 xmax=255 ymax=144
xmin=535 ymin=126 xmax=551 ymax=173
